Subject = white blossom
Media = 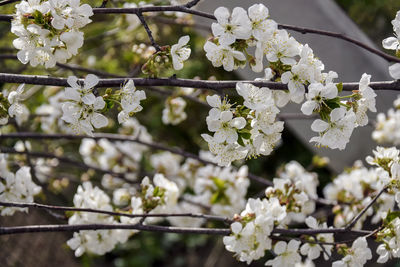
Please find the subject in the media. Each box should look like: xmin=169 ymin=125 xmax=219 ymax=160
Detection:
xmin=203 ymin=41 xmax=246 ymax=71
xmin=211 ymin=7 xmax=251 ymax=46
xmin=171 ymin=35 xmax=191 ymax=70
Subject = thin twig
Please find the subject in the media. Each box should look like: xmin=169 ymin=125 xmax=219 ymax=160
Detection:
xmin=0 ymin=72 xmax=400 ymax=91
xmin=0 ymin=223 xmax=231 ymax=236
xmin=137 ymin=12 xmax=161 ymax=51
xmin=345 ymin=185 xmax=388 ymax=230
xmin=0 ymin=146 xmax=138 ymax=183
xmin=0 ymin=132 xmax=273 ymax=186
xmin=0 ymin=0 xmax=18 ymax=6
xmin=184 ymin=0 xmax=201 ymax=9
xmin=0 ymin=1 xmax=399 ymax=63
xmin=278 ymin=24 xmax=400 ymax=63
xmin=0 ymin=201 xmax=232 ymax=223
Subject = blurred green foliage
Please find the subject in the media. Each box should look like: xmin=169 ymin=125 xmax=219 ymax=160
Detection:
xmin=335 ymin=0 xmax=400 ymax=46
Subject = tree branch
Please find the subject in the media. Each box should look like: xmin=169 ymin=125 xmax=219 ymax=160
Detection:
xmin=0 ymin=146 xmax=138 ymax=183
xmin=0 ymin=223 xmax=231 ymax=236
xmin=0 ymin=1 xmax=399 ymax=63
xmin=345 ymin=185 xmax=388 ymax=230
xmin=278 ymin=24 xmax=400 ymax=63
xmin=0 ymin=222 xmax=373 ymax=237
xmin=0 ymin=72 xmax=399 ymax=91
xmin=0 ymin=132 xmax=273 ymax=186
xmin=0 ymin=201 xmax=232 ymax=223
xmin=137 ymin=12 xmax=161 ymax=51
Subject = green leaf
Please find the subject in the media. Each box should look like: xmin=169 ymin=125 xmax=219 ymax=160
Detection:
xmin=237 ymin=135 xmax=245 ymax=146
xmin=336 ymin=82 xmax=343 ymax=93
xmin=384 ymin=211 xmax=400 ymax=224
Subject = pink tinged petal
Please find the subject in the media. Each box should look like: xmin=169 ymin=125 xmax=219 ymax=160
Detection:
xmin=311 ymin=119 xmax=329 ymax=132
xmin=382 ymin=37 xmax=399 ymax=50
xmin=84 ymin=74 xmax=99 ymax=90
xmin=389 ymin=63 xmax=400 ymax=80
xmin=91 ymin=113 xmax=108 ymax=128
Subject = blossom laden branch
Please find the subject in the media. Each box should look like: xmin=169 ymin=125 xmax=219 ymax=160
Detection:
xmin=345 ymin=185 xmax=389 ymax=230
xmin=1 ymin=73 xmax=400 ymax=91
xmin=0 ymin=201 xmax=233 ymax=223
xmin=0 ymin=146 xmax=137 ymax=183
xmin=0 ymin=132 xmax=273 ymax=186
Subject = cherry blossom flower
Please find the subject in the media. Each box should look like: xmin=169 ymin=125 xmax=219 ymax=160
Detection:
xmin=171 ymin=35 xmax=191 ymax=70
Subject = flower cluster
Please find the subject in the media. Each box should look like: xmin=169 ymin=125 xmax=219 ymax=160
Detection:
xmin=79 ymin=118 xmax=151 ymax=182
xmin=61 ymin=75 xmax=146 ymax=135
xmin=202 ymin=83 xmax=283 ymax=166
xmin=223 ymin=161 xmax=327 ymax=265
xmin=382 ymin=10 xmax=400 ymax=79
xmin=116 ymin=80 xmax=146 ymax=124
xmin=1 ymin=84 xmax=30 ymax=126
xmin=61 ymin=74 xmax=108 ymax=135
xmin=324 ymin=159 xmax=394 ymax=229
xmin=149 ymin=151 xmax=250 ymax=218
xmin=332 ymin=237 xmax=372 ymax=267
xmin=223 ymin=197 xmax=286 ymax=264
xmin=373 ymin=95 xmax=400 ymax=145
xmin=162 ymin=96 xmax=187 ymax=125
xmin=0 ymin=155 xmax=41 ymax=216
xmin=204 ymin=4 xmax=377 ymax=153
xmin=142 ymin=36 xmax=191 ymax=76
xmin=67 ymin=182 xmax=130 ymax=257
xmin=308 ymin=73 xmax=376 ymax=150
xmin=67 ymin=173 xmax=179 ymax=257
xmin=11 ymin=0 xmax=93 ymax=68
xmin=265 ymin=161 xmax=318 ymax=223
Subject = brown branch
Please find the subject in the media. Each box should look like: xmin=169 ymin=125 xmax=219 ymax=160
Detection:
xmin=0 ymin=223 xmax=230 ymax=236
xmin=0 ymin=201 xmax=232 ymax=223
xmin=0 ymin=0 xmax=18 ymax=6
xmin=0 ymin=1 xmax=399 ymax=63
xmin=1 ymin=72 xmax=400 ymax=91
xmin=0 ymin=132 xmax=273 ymax=186
xmin=184 ymin=0 xmax=201 ymax=9
xmin=278 ymin=24 xmax=400 ymax=63
xmin=137 ymin=12 xmax=161 ymax=51
xmin=0 ymin=222 xmax=373 ymax=237
xmin=345 ymin=185 xmax=388 ymax=230
xmin=0 ymin=146 xmax=138 ymax=184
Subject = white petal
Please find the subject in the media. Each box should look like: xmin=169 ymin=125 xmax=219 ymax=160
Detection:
xmin=91 ymin=113 xmax=108 ymax=128
xmin=311 ymin=119 xmax=329 ymax=132
xmin=389 ymin=63 xmax=400 ymax=80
